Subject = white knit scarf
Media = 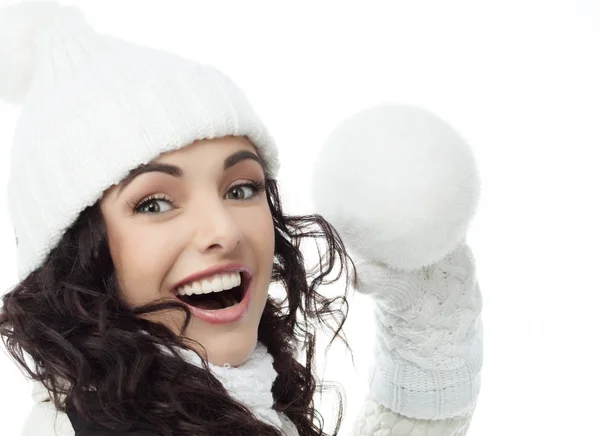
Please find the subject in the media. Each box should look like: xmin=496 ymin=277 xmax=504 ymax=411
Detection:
xmin=173 ymin=342 xmax=299 ymax=436
xmin=26 ymin=340 xmax=299 ymax=436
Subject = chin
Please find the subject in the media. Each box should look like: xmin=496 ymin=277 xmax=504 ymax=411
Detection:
xmin=210 ymin=345 xmax=255 ymax=367
xmin=208 ymin=336 xmax=258 ymax=367
xmin=186 ymin=322 xmax=259 ymax=367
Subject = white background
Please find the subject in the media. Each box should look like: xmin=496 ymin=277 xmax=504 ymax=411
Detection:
xmin=1 ymin=0 xmax=599 ymax=434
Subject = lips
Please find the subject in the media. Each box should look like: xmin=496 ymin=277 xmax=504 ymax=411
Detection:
xmin=170 ymin=264 xmax=253 ymax=325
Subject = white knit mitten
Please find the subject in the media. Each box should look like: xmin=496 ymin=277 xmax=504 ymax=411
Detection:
xmin=311 ymin=104 xmax=483 ymax=422
xmin=356 ymin=243 xmax=483 ymax=420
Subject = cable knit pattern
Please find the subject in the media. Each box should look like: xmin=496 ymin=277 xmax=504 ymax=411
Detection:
xmin=351 ymin=393 xmax=472 ymax=436
xmin=357 ymin=242 xmax=483 ymax=420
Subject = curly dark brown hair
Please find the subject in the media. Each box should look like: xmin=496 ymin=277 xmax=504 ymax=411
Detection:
xmin=0 ymin=178 xmax=355 ymax=435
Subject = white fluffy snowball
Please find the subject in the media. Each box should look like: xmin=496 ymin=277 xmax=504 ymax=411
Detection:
xmin=311 ymin=104 xmax=481 ymax=271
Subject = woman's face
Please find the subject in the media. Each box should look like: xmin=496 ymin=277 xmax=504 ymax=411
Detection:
xmin=100 ymin=136 xmax=275 ymax=367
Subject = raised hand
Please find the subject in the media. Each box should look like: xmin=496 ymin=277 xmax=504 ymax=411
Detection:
xmin=311 ymin=105 xmax=483 ymax=425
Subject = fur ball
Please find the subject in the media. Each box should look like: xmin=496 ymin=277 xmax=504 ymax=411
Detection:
xmin=0 ymin=1 xmax=84 ymax=104
xmin=311 ymin=104 xmax=481 ymax=271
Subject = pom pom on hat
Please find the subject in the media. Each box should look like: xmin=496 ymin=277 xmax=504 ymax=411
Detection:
xmin=0 ymin=1 xmax=85 ymax=103
xmin=311 ymin=104 xmax=481 ymax=271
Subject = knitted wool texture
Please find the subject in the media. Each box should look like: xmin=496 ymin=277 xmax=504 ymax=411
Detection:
xmin=0 ymin=2 xmax=279 ymax=281
xmin=177 ymin=343 xmax=300 ymax=436
xmin=351 ymin=394 xmax=473 ymax=436
xmin=356 ymin=243 xmax=483 ymax=420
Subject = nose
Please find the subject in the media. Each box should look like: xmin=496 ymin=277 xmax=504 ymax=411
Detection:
xmin=190 ymin=197 xmax=242 ymax=254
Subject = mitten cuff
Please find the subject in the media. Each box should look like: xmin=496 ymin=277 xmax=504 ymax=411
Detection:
xmin=365 ymin=243 xmax=484 ymax=420
xmin=369 ymin=322 xmax=482 ymax=420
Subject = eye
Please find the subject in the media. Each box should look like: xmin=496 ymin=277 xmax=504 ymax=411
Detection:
xmin=225 ymin=181 xmax=266 ymax=201
xmin=133 ymin=195 xmax=174 ymax=214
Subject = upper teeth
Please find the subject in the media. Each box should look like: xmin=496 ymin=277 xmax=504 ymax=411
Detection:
xmin=176 ymin=272 xmax=242 ymax=296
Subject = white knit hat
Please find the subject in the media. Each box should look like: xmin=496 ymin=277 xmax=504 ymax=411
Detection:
xmin=0 ymin=2 xmax=280 ymax=281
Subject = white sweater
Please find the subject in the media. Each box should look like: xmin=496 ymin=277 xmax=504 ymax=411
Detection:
xmin=22 ymin=242 xmax=482 ymax=436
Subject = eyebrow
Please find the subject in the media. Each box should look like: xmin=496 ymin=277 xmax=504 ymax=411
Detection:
xmin=117 ymin=150 xmax=266 ymax=196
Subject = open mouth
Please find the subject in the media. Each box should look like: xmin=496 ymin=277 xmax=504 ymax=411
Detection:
xmin=174 ymin=274 xmax=248 ymax=311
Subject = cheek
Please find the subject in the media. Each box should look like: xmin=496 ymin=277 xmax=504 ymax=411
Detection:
xmin=236 ymin=203 xmax=275 ymax=272
xmin=107 ymin=223 xmax=177 ymax=306
xmin=247 ymin=204 xmax=275 ymax=257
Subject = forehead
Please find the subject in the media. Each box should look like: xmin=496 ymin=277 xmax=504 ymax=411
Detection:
xmin=101 ymin=136 xmax=261 ymax=200
xmin=154 ymin=136 xmax=257 ymax=163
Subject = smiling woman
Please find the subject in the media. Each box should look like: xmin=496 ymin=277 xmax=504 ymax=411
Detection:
xmin=0 ymin=2 xmax=482 ymax=436
xmin=0 ymin=2 xmax=354 ymax=435
xmin=99 ymin=137 xmax=278 ymax=367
